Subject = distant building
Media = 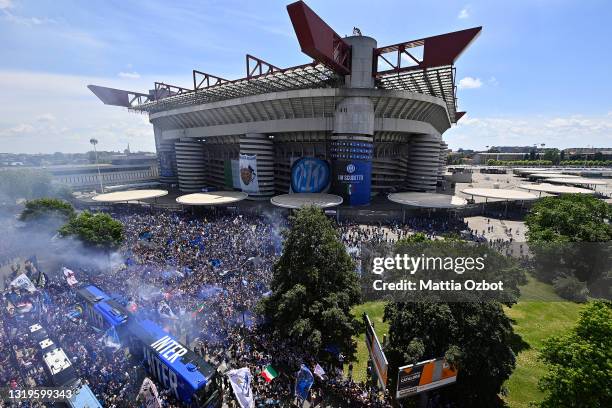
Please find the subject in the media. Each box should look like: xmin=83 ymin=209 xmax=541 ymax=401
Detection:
xmin=43 ymin=159 xmax=158 ymax=191
xmin=472 ymin=152 xmax=538 ymax=164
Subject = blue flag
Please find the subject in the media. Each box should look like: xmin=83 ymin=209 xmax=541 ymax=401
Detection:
xmin=295 ymin=364 xmax=314 ymax=401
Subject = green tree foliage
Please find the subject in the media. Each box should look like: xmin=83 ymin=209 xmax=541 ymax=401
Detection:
xmin=382 ymin=235 xmax=526 ymax=407
xmin=526 ymin=194 xmax=612 ymax=243
xmin=526 ymin=194 xmax=611 ymax=299
xmin=384 ymin=302 xmax=518 ymax=407
xmin=59 ymin=211 xmax=124 ymax=250
xmin=19 ymin=198 xmax=75 ymax=224
xmin=259 ymin=207 xmax=362 ymax=360
xmin=538 ymin=301 xmax=612 ymax=408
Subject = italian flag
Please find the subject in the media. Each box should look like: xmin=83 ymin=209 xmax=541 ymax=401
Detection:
xmin=261 ymin=365 xmax=279 ymax=382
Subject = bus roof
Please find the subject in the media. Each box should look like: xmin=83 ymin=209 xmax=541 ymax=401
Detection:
xmin=94 ymin=299 xmax=128 ymax=327
xmin=68 ymin=384 xmax=103 ymax=408
xmin=127 ymin=319 xmax=216 ymax=390
xmin=76 ymin=285 xmax=109 ymax=303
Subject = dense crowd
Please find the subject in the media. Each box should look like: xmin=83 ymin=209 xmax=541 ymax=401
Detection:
xmin=0 ymin=206 xmax=526 ymax=408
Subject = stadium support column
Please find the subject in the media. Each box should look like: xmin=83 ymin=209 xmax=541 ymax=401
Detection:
xmin=154 ymin=126 xmax=178 ymax=185
xmin=174 ymin=138 xmax=206 ymax=193
xmin=331 ymin=35 xmax=376 ymax=206
xmin=239 ymin=133 xmax=274 ymax=200
xmin=406 ymin=134 xmax=442 ymax=192
xmin=438 ymin=141 xmax=449 ymax=180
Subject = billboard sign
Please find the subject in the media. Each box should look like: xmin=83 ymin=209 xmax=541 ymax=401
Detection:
xmin=396 ymin=358 xmax=457 ymax=399
xmin=331 ymin=140 xmax=373 ymax=205
xmin=290 ymin=157 xmax=331 ymax=193
xmin=239 ymin=154 xmax=259 ymax=194
xmin=364 ymin=314 xmax=388 ymax=390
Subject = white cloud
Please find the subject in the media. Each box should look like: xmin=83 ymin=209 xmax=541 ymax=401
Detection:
xmin=0 ymin=0 xmax=13 ymax=10
xmin=458 ymin=6 xmax=470 ymax=19
xmin=1 ymin=9 xmax=56 ymax=26
xmin=458 ymin=76 xmax=482 ymax=89
xmin=446 ymin=113 xmax=612 ymax=150
xmin=0 ymin=70 xmax=175 ymax=153
xmin=36 ymin=113 xmax=56 ymax=122
xmin=118 ymin=71 xmax=141 ymax=79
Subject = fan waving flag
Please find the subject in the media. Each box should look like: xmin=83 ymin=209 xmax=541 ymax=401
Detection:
xmin=261 ymin=365 xmax=279 ymax=382
xmin=295 ymin=364 xmax=314 ymax=401
xmin=227 ymin=367 xmax=255 ymax=408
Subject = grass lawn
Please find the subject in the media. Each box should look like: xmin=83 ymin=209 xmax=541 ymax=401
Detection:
xmin=502 ymin=276 xmax=584 ymax=408
xmin=349 ymin=276 xmax=584 ymax=407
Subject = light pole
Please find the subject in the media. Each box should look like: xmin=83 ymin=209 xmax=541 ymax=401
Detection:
xmin=540 ymin=143 xmax=545 ymax=166
xmin=90 ymin=138 xmax=104 ymax=193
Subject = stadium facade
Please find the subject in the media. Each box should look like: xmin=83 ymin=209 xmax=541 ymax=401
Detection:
xmin=89 ymin=1 xmax=480 ymax=206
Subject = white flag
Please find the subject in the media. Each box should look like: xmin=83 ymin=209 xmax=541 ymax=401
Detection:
xmin=137 ymin=377 xmax=162 ymax=408
xmin=314 ymin=363 xmax=326 ymax=380
xmin=62 ymin=267 xmax=78 ymax=286
xmin=227 ymin=367 xmax=255 ymax=408
xmin=10 ymin=274 xmax=37 ymax=293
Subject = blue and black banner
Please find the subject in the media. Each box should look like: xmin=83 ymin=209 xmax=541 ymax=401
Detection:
xmin=330 ymin=139 xmax=373 ymax=206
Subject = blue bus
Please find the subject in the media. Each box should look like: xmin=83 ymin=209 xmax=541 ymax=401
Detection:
xmin=125 ymin=319 xmax=221 ymax=407
xmin=74 ymin=285 xmax=221 ymax=407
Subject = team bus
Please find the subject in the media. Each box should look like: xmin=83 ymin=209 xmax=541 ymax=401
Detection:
xmin=74 ymin=285 xmax=221 ymax=407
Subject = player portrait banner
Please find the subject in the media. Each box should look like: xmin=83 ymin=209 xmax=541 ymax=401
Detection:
xmin=239 ymin=154 xmax=259 ymax=194
xmin=396 ymin=358 xmax=458 ymax=399
xmin=364 ymin=313 xmax=388 ymax=389
xmin=227 ymin=367 xmax=255 ymax=408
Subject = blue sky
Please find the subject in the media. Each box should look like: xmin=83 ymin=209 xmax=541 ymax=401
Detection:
xmin=1 ymin=0 xmax=611 ymax=153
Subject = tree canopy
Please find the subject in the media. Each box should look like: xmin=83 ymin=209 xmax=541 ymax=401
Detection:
xmin=259 ymin=206 xmax=362 ymax=361
xmin=538 ymin=301 xmax=611 ymax=408
xmin=384 ymin=302 xmax=518 ymax=407
xmin=526 ymin=194 xmax=612 ymax=243
xmin=59 ymin=211 xmax=124 ymax=250
xmin=525 ymin=194 xmax=612 ymax=299
xmin=19 ymin=198 xmax=75 ymax=224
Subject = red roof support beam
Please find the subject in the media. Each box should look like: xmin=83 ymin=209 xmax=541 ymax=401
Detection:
xmin=193 ymin=70 xmax=229 ymax=90
xmin=287 ymin=1 xmax=351 ymax=75
xmin=374 ymin=27 xmax=482 ymax=75
xmin=246 ymin=54 xmax=281 ymax=78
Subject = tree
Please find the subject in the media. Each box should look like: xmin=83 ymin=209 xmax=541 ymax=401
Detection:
xmin=59 ymin=211 xmax=124 ymax=250
xmin=538 ymin=301 xmax=612 ymax=408
xmin=381 ymin=234 xmax=526 ymax=407
xmin=19 ymin=198 xmax=75 ymax=224
xmin=384 ymin=302 xmax=518 ymax=407
xmin=259 ymin=207 xmax=362 ymax=361
xmin=526 ymin=194 xmax=612 ymax=298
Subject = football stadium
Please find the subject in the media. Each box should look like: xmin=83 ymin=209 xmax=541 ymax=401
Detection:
xmin=89 ymin=1 xmax=480 ymax=206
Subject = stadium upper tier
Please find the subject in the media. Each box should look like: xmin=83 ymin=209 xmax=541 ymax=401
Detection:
xmin=89 ymin=1 xmax=480 ymax=203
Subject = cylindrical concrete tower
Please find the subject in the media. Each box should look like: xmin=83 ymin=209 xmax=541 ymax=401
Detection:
xmin=438 ymin=141 xmax=449 ymax=180
xmin=239 ymin=133 xmax=274 ymax=200
xmin=174 ymin=138 xmax=206 ymax=192
xmin=405 ymin=134 xmax=442 ymax=192
xmin=331 ymin=35 xmax=376 ymax=206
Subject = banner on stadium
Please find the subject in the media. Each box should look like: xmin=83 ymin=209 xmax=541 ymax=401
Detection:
xmin=364 ymin=313 xmax=388 ymax=390
xmin=224 ymin=159 xmax=242 ymax=189
xmin=289 ymin=157 xmax=331 ymax=193
xmin=294 ymin=364 xmax=314 ymax=401
xmin=396 ymin=358 xmax=457 ymax=399
xmin=239 ymin=154 xmax=259 ymax=194
xmin=10 ymin=273 xmax=37 ymax=293
xmin=227 ymin=367 xmax=255 ymax=408
xmin=137 ymin=377 xmax=163 ymax=408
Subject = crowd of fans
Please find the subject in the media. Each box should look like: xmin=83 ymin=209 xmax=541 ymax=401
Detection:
xmin=0 ymin=206 xmax=524 ymax=407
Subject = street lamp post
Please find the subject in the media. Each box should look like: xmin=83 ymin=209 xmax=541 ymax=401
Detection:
xmin=89 ymin=138 xmax=104 ymax=193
